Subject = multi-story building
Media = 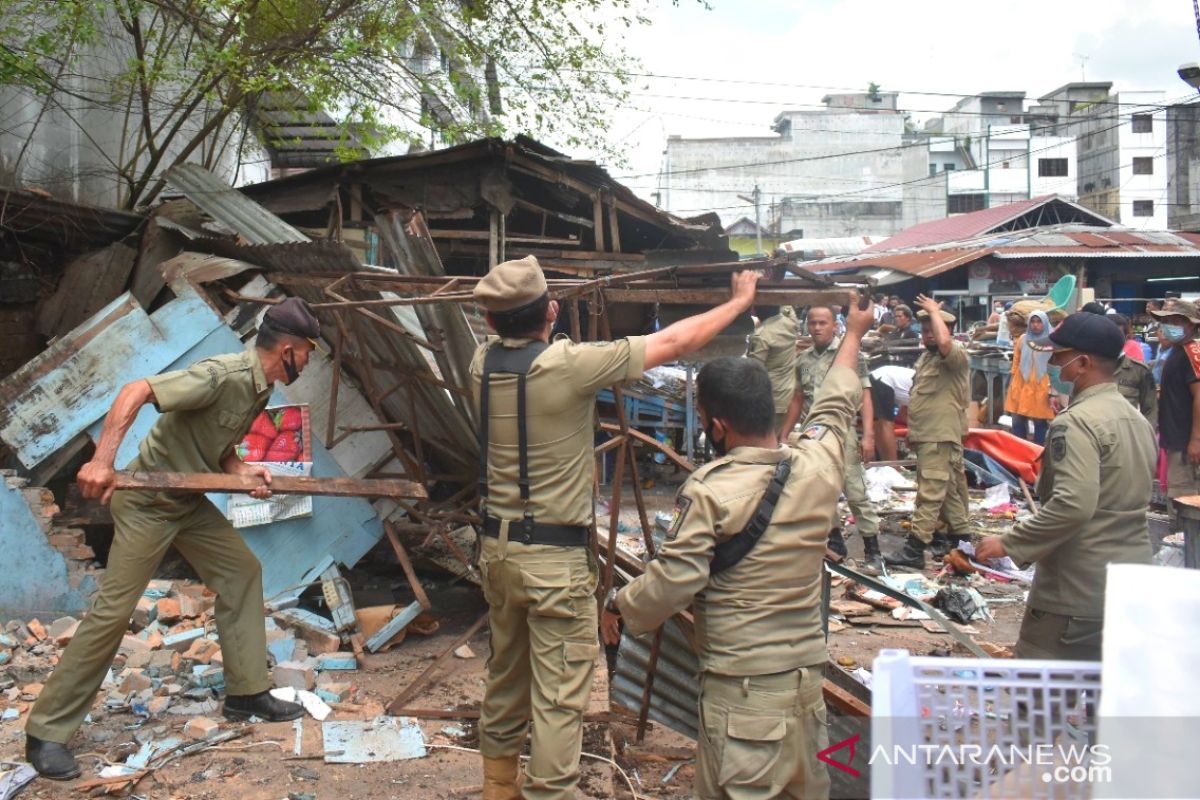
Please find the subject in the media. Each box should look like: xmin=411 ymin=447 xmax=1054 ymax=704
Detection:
xmin=1038 ymin=83 xmax=1168 ymax=229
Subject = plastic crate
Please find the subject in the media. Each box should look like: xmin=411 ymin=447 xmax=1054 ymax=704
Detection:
xmin=871 ymin=649 xmax=1102 ymax=799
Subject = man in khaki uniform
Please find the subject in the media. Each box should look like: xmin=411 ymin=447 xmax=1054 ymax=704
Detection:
xmin=977 ymin=313 xmax=1154 ymax=660
xmin=885 ymin=295 xmax=972 ymax=570
xmin=781 ymin=306 xmax=882 ymax=570
xmin=471 ymin=256 xmax=760 ymax=800
xmin=1113 ymin=354 xmax=1157 ymax=425
xmin=24 ymin=299 xmax=320 ymax=779
xmin=747 ymin=304 xmax=798 ymax=436
xmin=601 ymin=298 xmax=873 ymax=800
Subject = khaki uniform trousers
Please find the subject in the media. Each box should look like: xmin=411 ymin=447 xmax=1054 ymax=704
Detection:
xmin=1014 ymin=607 xmax=1103 ymax=662
xmin=26 ymin=491 xmax=269 ymax=744
xmin=910 ymin=441 xmax=972 ymax=543
xmin=842 ymin=430 xmax=880 ymax=539
xmin=696 ymin=665 xmax=831 ymax=800
xmin=478 ymin=532 xmax=599 ymax=800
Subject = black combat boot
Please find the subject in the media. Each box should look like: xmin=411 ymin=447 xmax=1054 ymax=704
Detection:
xmin=223 ymin=690 xmax=304 ymax=722
xmin=929 ymin=533 xmax=952 ymax=560
xmin=827 ymin=527 xmax=848 ymax=559
xmin=26 ymin=735 xmax=81 ymax=780
xmin=861 ymin=536 xmax=884 ymax=573
xmin=884 ymin=534 xmax=927 ymax=571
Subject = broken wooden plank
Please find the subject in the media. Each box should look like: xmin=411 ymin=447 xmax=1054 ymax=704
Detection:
xmin=364 ymin=600 xmax=424 ymax=653
xmin=114 ymin=470 xmax=427 ymax=499
xmin=386 ymin=613 xmax=488 ymax=713
xmin=822 ymin=679 xmax=870 ymax=717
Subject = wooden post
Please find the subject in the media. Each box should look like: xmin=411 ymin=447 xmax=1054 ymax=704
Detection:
xmin=599 ymin=441 xmax=627 ymax=605
xmin=606 ymin=194 xmax=621 ymax=253
xmin=592 ymin=193 xmax=605 ymax=252
xmin=488 ymin=210 xmax=499 ymax=269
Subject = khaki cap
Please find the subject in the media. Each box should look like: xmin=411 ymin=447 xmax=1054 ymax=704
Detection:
xmin=916 ymin=308 xmax=957 ymax=324
xmin=473 ymin=255 xmax=548 ymax=312
xmin=1150 ymin=298 xmax=1200 ymax=323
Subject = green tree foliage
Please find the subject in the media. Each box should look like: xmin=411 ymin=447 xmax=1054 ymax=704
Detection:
xmin=0 ymin=0 xmax=646 ymax=207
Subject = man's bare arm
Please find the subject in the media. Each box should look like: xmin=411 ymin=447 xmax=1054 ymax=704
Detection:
xmin=78 ymin=379 xmax=157 ymax=504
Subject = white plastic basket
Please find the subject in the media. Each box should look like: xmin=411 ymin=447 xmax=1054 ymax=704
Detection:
xmin=871 ymin=649 xmax=1102 ymax=800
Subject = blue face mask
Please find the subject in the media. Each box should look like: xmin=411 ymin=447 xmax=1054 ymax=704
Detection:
xmin=1161 ymin=324 xmax=1188 ymax=343
xmin=1047 ymin=355 xmax=1082 ymax=396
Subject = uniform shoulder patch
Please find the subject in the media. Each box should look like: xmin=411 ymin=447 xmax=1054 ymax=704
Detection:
xmin=801 ymin=423 xmax=829 ymax=441
xmin=1049 ymin=434 xmax=1066 ymax=463
xmin=665 ymin=495 xmax=692 ymax=540
xmin=204 ymin=363 xmax=221 ymax=390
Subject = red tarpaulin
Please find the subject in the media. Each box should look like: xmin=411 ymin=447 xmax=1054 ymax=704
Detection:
xmin=894 ymin=426 xmax=1043 ymax=484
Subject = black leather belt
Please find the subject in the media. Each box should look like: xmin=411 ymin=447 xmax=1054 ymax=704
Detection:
xmin=482 ymin=515 xmax=589 ymax=547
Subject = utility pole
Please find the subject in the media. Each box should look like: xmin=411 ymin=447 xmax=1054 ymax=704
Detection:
xmin=737 ymin=184 xmax=764 ymax=255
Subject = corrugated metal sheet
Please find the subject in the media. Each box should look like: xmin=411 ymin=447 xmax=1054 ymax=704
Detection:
xmin=165 ymin=164 xmax=308 ymax=245
xmin=865 ymin=195 xmax=1114 ymax=253
xmin=0 ymin=187 xmax=144 ymax=248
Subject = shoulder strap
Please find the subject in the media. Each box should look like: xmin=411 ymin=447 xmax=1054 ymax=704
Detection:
xmin=709 ymin=458 xmax=792 ymax=575
xmin=479 ymin=341 xmax=551 ymax=515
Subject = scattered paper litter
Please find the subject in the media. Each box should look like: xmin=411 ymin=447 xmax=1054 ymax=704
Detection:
xmin=271 ymin=686 xmax=331 ymax=721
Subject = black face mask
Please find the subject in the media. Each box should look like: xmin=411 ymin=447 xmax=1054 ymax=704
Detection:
xmin=925 ymin=343 xmax=940 ymax=354
xmin=283 ymin=349 xmax=300 ymax=384
xmin=706 ymin=421 xmax=728 ymax=457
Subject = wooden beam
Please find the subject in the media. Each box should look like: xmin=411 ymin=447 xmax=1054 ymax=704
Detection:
xmin=428 ymin=228 xmax=580 ymax=246
xmin=511 ymin=196 xmax=595 ymax=228
xmin=387 ymin=613 xmax=489 ymax=713
xmin=822 ymin=679 xmax=871 ymax=717
xmin=114 ymin=470 xmax=428 ymax=499
xmin=601 ymin=288 xmax=854 ymax=306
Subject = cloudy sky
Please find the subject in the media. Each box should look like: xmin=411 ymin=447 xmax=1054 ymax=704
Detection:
xmin=590 ymin=0 xmax=1200 ymax=209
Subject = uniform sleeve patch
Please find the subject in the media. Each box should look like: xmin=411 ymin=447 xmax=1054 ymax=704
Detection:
xmin=1049 ymin=434 xmax=1066 ymax=463
xmin=666 ymin=495 xmax=692 ymax=540
xmin=802 ymin=424 xmax=828 ymax=441
xmin=205 ymin=364 xmax=220 ymax=390
xmin=1185 ymin=341 xmax=1200 ymax=380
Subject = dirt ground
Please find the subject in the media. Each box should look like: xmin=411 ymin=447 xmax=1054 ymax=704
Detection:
xmin=1 ymin=468 xmax=1027 ymax=799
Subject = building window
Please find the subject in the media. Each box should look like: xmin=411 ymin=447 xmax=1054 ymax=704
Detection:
xmin=1010 ymin=115 xmax=1023 ymax=124
xmin=948 ymin=194 xmax=986 ymax=214
xmin=929 ymin=164 xmax=938 ymax=176
xmin=1132 ymin=114 xmax=1153 ymax=133
xmin=944 ymin=163 xmax=955 ymax=171
xmin=1038 ymin=158 xmax=1069 ymax=177
xmin=1133 ymin=157 xmax=1154 ymax=175
xmin=1133 ymin=200 xmax=1155 ymax=217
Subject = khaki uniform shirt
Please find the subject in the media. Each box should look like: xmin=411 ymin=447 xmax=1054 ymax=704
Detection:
xmin=470 ymin=335 xmax=646 ymax=527
xmin=618 ymin=365 xmax=861 ymax=675
xmin=135 ymin=348 xmax=272 ymax=477
xmin=1114 ymin=355 xmax=1157 ymax=427
xmin=747 ymin=307 xmax=799 ymax=414
xmin=907 ymin=342 xmax=969 ymax=444
xmin=794 ymin=336 xmax=870 ymax=422
xmin=1002 ymin=382 xmax=1155 ymax=618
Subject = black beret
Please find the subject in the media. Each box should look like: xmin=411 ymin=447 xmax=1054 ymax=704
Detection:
xmin=1079 ymin=301 xmax=1107 ymax=316
xmin=265 ymin=297 xmax=320 ymax=341
xmin=1043 ymin=312 xmax=1124 ymax=359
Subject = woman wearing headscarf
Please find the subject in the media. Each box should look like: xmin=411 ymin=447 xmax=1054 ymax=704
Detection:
xmin=1005 ymin=310 xmax=1055 ymax=444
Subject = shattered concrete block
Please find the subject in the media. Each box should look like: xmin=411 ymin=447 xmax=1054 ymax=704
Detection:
xmin=62 ymin=545 xmax=95 ymax=561
xmin=176 ymin=585 xmax=215 ymax=618
xmin=132 ymin=597 xmax=158 ymax=630
xmin=118 ymin=670 xmax=152 ymax=694
xmin=47 ymin=616 xmax=77 ymax=643
xmin=120 ymin=634 xmax=152 ymax=658
xmin=183 ymin=716 xmax=220 ymax=741
xmin=147 ymin=650 xmax=180 ymax=677
xmin=453 ymin=644 xmax=476 ymax=660
xmin=53 ymin=620 xmax=80 ymax=647
xmin=24 ymin=619 xmax=46 ymax=645
xmin=267 ymin=636 xmax=300 ymax=666
xmin=210 ymin=648 xmax=224 ymax=667
xmin=162 ymin=628 xmax=205 ymax=652
xmin=183 ymin=638 xmax=221 ymax=665
xmin=315 ymin=682 xmax=353 ymax=704
xmin=273 ymin=661 xmax=316 ymax=691
xmin=273 ymin=609 xmax=342 ymax=655
xmin=124 ymin=649 xmax=153 ymax=671
xmin=146 ymin=696 xmax=172 ymax=716
xmin=190 ymin=666 xmax=224 ymax=689
xmin=20 ymin=683 xmax=43 ymax=701
xmin=144 ymin=579 xmax=174 ymax=598
xmin=155 ymin=598 xmax=182 ymax=623
xmin=48 ymin=531 xmax=84 ymax=548
xmin=316 ymin=652 xmax=358 ymax=671
xmin=0 ymin=650 xmax=10 ymax=667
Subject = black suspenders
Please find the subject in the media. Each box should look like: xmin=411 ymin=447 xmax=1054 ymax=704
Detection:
xmin=709 ymin=458 xmax=793 ymax=575
xmin=479 ymin=341 xmax=550 ymax=536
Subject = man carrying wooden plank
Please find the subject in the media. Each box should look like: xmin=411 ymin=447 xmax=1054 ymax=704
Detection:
xmin=24 ymin=298 xmax=321 ymax=780
xmin=601 ymin=298 xmax=874 ymax=800
xmin=471 ymin=255 xmax=759 ymax=800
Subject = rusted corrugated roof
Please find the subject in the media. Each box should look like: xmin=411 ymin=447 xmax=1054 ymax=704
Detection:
xmin=0 ymin=187 xmax=144 ymax=249
xmin=865 ymin=195 xmax=1114 ymax=253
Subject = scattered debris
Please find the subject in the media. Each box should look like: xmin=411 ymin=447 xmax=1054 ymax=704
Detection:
xmin=183 ymin=716 xmax=220 ymax=740
xmin=453 ymin=644 xmax=476 ymax=659
xmin=0 ymin=764 xmax=36 ymax=800
xmin=322 ymin=716 xmax=427 ymax=763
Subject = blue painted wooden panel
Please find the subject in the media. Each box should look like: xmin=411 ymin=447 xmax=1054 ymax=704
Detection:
xmin=0 ymin=287 xmax=224 ymax=467
xmin=91 ymin=325 xmax=384 ymax=600
xmin=0 ymin=481 xmax=99 ymax=619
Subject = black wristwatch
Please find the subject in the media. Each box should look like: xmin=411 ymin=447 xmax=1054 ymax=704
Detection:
xmin=604 ymin=587 xmax=621 ymax=614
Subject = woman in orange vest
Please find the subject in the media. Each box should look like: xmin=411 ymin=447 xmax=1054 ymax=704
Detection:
xmin=1005 ymin=310 xmax=1055 ymax=444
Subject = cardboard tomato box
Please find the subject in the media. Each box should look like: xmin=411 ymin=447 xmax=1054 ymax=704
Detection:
xmin=228 ymin=404 xmax=314 ymax=527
